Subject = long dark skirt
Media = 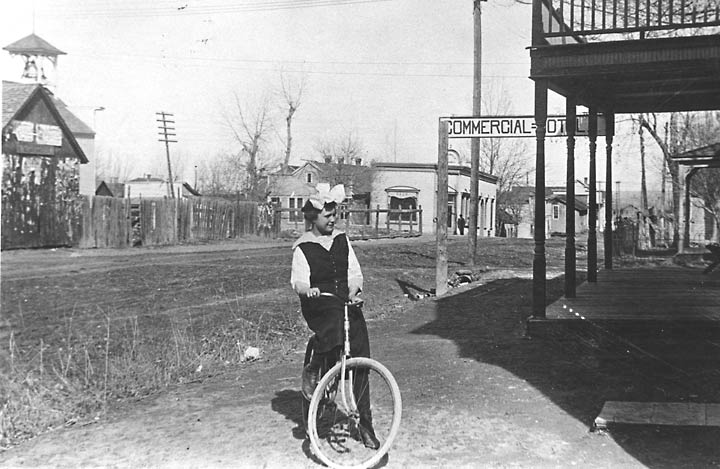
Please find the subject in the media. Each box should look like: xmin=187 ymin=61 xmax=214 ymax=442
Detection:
xmin=301 ymin=297 xmax=370 ymax=358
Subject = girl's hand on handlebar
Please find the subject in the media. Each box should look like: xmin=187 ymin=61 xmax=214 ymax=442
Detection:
xmin=305 ymin=287 xmax=321 ymax=299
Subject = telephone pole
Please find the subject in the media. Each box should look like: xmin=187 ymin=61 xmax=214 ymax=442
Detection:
xmin=156 ymin=111 xmax=177 ymax=198
xmin=468 ymin=0 xmax=484 ymax=265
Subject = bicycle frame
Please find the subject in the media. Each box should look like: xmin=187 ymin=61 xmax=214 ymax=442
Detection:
xmin=320 ymin=292 xmax=359 ymax=418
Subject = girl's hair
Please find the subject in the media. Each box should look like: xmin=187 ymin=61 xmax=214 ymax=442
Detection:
xmin=301 ymin=200 xmax=337 ymax=222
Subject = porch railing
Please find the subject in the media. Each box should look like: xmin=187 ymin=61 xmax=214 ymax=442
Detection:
xmin=539 ymin=0 xmax=720 ymax=39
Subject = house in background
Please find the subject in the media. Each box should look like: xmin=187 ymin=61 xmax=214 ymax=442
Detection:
xmin=124 ymin=175 xmax=169 ymax=199
xmin=95 ymin=179 xmax=125 ymax=197
xmin=504 ymin=182 xmax=597 ymax=239
xmin=371 ymin=162 xmax=498 ymax=235
xmin=269 ymin=158 xmax=499 ymax=235
xmin=546 ymin=193 xmax=588 ymax=236
xmin=268 ymin=158 xmax=373 ymax=229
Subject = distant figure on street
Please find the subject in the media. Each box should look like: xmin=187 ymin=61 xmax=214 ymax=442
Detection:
xmin=457 ymin=214 xmax=466 ymax=235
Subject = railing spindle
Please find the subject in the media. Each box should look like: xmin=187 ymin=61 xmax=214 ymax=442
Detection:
xmin=613 ymin=0 xmax=618 ymax=27
xmin=680 ymin=0 xmax=686 ymax=23
xmin=591 ymin=0 xmax=596 ymax=29
xmin=559 ymin=0 xmax=565 ymax=33
xmin=624 ymin=0 xmax=629 ymax=27
xmin=570 ymin=0 xmax=576 ymax=30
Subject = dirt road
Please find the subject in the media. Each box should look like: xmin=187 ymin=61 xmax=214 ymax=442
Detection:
xmin=2 ymin=238 xmax=719 ymax=468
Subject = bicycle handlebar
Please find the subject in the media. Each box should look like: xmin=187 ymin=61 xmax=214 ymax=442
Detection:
xmin=319 ymin=291 xmax=364 ymax=306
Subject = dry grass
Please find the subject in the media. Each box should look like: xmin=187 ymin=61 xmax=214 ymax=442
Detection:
xmin=0 ymin=236 xmax=575 ymax=449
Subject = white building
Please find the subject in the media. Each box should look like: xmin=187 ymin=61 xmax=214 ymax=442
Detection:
xmin=371 ymin=162 xmax=498 ymax=235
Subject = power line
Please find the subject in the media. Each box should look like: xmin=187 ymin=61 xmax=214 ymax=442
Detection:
xmin=69 ymin=51 xmax=530 ymax=79
xmin=37 ymin=0 xmax=395 ymax=18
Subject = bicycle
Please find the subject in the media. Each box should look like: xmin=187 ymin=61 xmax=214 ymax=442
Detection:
xmin=302 ymin=292 xmax=402 ymax=469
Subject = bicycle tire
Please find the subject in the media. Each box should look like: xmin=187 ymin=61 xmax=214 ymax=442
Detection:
xmin=307 ymin=357 xmax=402 ymax=469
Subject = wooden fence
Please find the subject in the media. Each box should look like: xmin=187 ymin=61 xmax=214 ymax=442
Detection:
xmin=274 ymin=205 xmax=423 ymax=237
xmin=2 ymin=196 xmax=422 ymax=250
xmin=2 ymin=195 xmax=270 ymax=250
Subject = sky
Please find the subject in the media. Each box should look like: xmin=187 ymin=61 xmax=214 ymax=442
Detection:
xmin=1 ymin=0 xmax=661 ymax=190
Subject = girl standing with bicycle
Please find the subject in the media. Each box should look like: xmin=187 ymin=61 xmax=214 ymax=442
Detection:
xmin=290 ymin=183 xmax=380 ymax=450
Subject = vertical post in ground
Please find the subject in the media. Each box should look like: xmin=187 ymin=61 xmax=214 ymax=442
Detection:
xmin=565 ymin=96 xmax=577 ymax=297
xmin=436 ymin=120 xmax=449 ymax=297
xmin=588 ymin=109 xmax=598 ymax=282
xmin=604 ymin=113 xmax=615 ymax=269
xmin=532 ymin=80 xmax=548 ymax=319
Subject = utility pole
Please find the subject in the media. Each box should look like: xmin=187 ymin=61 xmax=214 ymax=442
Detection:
xmin=156 ymin=111 xmax=177 ymax=198
xmin=468 ymin=0 xmax=484 ymax=265
xmin=437 ymin=121 xmax=449 ymax=296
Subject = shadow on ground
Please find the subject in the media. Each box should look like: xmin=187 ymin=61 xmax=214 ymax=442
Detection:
xmin=411 ymin=276 xmax=720 ymax=468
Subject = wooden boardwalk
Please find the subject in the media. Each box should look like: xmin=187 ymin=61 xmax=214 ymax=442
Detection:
xmin=546 ymin=266 xmax=720 ymax=322
xmin=528 ymin=266 xmax=720 ymax=345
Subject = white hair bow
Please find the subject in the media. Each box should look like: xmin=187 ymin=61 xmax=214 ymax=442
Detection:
xmin=308 ymin=183 xmax=345 ymax=210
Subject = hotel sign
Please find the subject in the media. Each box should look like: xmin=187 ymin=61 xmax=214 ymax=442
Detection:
xmin=441 ymin=115 xmax=606 ymax=138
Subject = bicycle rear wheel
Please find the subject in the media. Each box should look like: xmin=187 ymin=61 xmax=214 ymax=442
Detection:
xmin=307 ymin=357 xmax=402 ymax=469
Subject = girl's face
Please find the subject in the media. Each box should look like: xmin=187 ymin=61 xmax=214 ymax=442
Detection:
xmin=313 ymin=206 xmax=337 ymax=235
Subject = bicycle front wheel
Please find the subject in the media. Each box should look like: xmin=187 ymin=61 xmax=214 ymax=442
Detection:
xmin=307 ymin=357 xmax=402 ymax=469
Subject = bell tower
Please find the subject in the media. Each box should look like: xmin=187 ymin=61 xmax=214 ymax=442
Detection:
xmin=3 ymin=33 xmax=66 ymax=89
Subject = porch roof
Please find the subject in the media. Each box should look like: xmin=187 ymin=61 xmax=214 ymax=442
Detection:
xmin=530 ymin=35 xmax=720 ymax=113
xmin=672 ymin=142 xmax=720 ymax=168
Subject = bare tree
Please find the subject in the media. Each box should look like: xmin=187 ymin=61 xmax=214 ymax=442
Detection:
xmin=640 ymin=111 xmax=719 ymax=246
xmin=196 ymin=151 xmax=246 ymax=197
xmin=478 ymin=81 xmax=534 ymax=231
xmin=223 ymin=91 xmax=277 ymax=201
xmin=95 ymin=147 xmax=134 ymax=183
xmin=314 ymin=130 xmax=364 ymax=165
xmin=313 ymin=131 xmax=371 ymax=192
xmin=278 ymin=71 xmax=307 ymax=173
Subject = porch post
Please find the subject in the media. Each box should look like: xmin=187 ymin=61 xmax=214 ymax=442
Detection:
xmin=682 ymin=167 xmax=698 ymax=252
xmin=604 ymin=112 xmax=615 ymax=269
xmin=565 ymin=96 xmax=577 ymax=297
xmin=532 ymin=79 xmax=548 ymax=318
xmin=588 ymin=108 xmax=598 ymax=282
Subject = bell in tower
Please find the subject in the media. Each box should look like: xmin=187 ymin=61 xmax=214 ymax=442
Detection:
xmin=3 ymin=33 xmax=66 ymax=88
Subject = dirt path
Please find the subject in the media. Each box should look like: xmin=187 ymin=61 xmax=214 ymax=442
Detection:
xmin=1 ymin=283 xmax=688 ymax=469
xmin=2 ymin=238 xmax=719 ymax=468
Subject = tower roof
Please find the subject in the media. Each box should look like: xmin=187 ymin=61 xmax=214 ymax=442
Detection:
xmin=3 ymin=33 xmax=66 ymax=56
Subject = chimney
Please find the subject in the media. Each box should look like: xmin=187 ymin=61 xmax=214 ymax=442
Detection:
xmin=146 ymin=174 xmax=152 ymax=180
xmin=584 ymin=177 xmax=588 ymax=185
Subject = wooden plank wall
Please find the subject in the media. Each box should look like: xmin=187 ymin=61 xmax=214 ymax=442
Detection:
xmin=2 ymin=195 xmax=269 ymax=250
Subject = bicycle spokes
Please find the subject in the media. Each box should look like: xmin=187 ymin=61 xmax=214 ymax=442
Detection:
xmin=308 ymin=358 xmax=402 ymax=469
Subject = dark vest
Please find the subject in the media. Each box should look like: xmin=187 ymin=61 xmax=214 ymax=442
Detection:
xmin=298 ymin=233 xmax=350 ymax=300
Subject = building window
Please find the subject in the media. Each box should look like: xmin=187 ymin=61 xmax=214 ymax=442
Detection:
xmin=306 ymin=173 xmax=312 ymax=184
xmin=552 ymin=204 xmax=560 ymax=220
xmin=289 ymin=197 xmax=303 ymax=222
xmin=389 ymin=196 xmax=417 ymax=222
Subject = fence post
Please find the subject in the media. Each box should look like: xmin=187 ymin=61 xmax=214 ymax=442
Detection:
xmin=419 ymin=205 xmax=423 ymax=235
xmin=386 ymin=208 xmax=391 ymax=233
xmin=375 ymin=205 xmax=380 ymax=238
